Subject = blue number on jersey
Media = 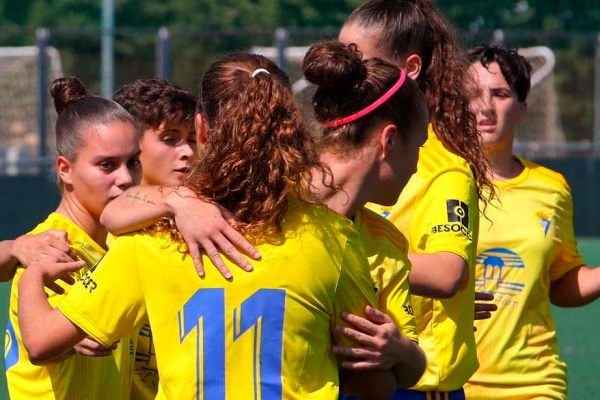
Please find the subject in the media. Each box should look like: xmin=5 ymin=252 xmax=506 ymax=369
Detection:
xmin=179 ymin=288 xmax=286 ymax=400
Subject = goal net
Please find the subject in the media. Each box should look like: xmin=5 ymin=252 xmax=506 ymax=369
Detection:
xmin=514 ymin=46 xmax=565 ymax=156
xmin=0 ymin=46 xmax=63 ymax=174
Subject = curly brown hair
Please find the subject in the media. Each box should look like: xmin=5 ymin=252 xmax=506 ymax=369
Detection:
xmin=169 ymin=53 xmax=329 ymax=242
xmin=113 ymin=77 xmax=197 ymax=130
xmin=344 ymin=0 xmax=494 ymax=205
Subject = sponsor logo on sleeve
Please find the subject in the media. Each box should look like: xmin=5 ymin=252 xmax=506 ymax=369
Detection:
xmin=81 ymin=271 xmax=98 ymax=293
xmin=80 ymin=256 xmax=102 ymax=294
xmin=430 ymin=199 xmax=472 ymax=240
xmin=446 ymin=199 xmax=469 ymax=227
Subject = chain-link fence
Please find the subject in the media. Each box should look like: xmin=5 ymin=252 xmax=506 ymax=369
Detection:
xmin=0 ymin=27 xmax=599 ymax=175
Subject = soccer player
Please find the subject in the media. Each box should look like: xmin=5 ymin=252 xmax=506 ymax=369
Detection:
xmin=463 ymin=43 xmax=600 ymax=400
xmin=17 ymin=53 xmax=396 ymax=400
xmin=303 ymin=40 xmax=429 ymax=390
xmin=4 ymin=76 xmax=142 ymax=399
xmin=112 ymin=77 xmax=198 ymax=400
xmin=336 ymin=0 xmax=493 ymax=398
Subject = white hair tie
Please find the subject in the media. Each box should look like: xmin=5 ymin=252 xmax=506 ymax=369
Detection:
xmin=251 ymin=68 xmax=270 ymax=78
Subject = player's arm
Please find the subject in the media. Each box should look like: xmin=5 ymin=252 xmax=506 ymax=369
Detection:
xmin=333 ymin=306 xmax=426 ymax=388
xmin=29 ymin=338 xmax=118 ymax=365
xmin=548 ymin=185 xmax=600 ymax=307
xmin=332 ymin=232 xmax=397 ymax=396
xmin=334 ymin=244 xmax=426 ymax=387
xmin=18 ymin=259 xmax=90 ymax=363
xmin=550 ymin=265 xmax=600 ymax=307
xmin=408 ymin=252 xmax=468 ymax=298
xmin=407 ymin=167 xmax=476 ymax=298
xmin=0 ymin=230 xmax=75 ymax=282
xmin=101 ymin=185 xmax=175 ymax=234
xmin=101 ymin=185 xmax=259 ymax=278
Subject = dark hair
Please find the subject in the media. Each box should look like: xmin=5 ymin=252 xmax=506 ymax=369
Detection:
xmin=113 ymin=78 xmax=197 ymax=130
xmin=50 ymin=76 xmax=139 ymax=162
xmin=344 ymin=0 xmax=493 ymax=204
xmin=303 ymin=40 xmax=427 ymax=153
xmin=183 ymin=53 xmax=328 ymax=240
xmin=467 ymin=43 xmax=532 ymax=103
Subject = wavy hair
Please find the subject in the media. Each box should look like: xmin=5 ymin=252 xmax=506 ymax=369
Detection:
xmin=160 ymin=53 xmax=329 ymax=243
xmin=113 ymin=78 xmax=197 ymax=130
xmin=345 ymin=0 xmax=494 ymax=205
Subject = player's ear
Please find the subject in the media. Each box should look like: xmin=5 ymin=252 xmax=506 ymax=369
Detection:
xmin=379 ymin=124 xmax=398 ymax=160
xmin=56 ymin=155 xmax=73 ymax=185
xmin=404 ymin=54 xmax=423 ymax=81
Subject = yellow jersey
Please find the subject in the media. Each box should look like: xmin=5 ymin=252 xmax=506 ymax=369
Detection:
xmin=129 ymin=324 xmax=158 ymax=400
xmin=465 ymin=157 xmax=584 ymax=400
xmin=354 ymin=207 xmax=417 ymax=342
xmin=4 ymin=212 xmax=136 ymax=400
xmin=367 ymin=126 xmax=479 ymax=391
xmin=107 ymin=233 xmax=159 ymax=400
xmin=58 ymin=199 xmax=379 ymax=400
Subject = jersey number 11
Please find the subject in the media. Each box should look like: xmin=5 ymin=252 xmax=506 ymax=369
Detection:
xmin=179 ymin=288 xmax=286 ymax=400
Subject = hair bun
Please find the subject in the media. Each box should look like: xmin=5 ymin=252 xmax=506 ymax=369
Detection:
xmin=302 ymin=41 xmax=366 ymax=90
xmin=50 ymin=76 xmax=89 ymax=115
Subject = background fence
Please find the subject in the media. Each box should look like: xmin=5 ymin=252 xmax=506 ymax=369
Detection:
xmin=1 ymin=27 xmax=600 ymax=164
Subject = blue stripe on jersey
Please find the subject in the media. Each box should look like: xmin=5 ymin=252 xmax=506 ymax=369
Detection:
xmin=5 ymin=319 xmax=19 ymax=370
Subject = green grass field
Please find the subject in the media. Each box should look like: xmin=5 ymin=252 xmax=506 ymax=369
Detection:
xmin=0 ymin=238 xmax=598 ymax=399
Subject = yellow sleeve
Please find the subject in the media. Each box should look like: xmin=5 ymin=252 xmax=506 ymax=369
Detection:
xmin=356 ymin=208 xmax=418 ymax=342
xmin=373 ymin=253 xmax=418 ymax=342
xmin=332 ymin=229 xmax=379 ymax=347
xmin=549 ymin=183 xmax=585 ymax=281
xmin=411 ymin=167 xmax=478 ymax=262
xmin=58 ymin=234 xmax=147 ymax=346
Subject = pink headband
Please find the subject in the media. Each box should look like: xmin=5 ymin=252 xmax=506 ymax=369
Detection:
xmin=323 ymin=68 xmax=407 ymax=129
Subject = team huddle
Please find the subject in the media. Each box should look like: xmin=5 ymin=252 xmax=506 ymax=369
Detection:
xmin=1 ymin=0 xmax=598 ymax=399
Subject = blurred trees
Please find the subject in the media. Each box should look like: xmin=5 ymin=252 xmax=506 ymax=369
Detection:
xmin=0 ymin=0 xmax=364 ymax=29
xmin=437 ymin=0 xmax=600 ymax=34
xmin=0 ymin=0 xmax=598 ymax=32
xmin=0 ymin=0 xmax=597 ymax=143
